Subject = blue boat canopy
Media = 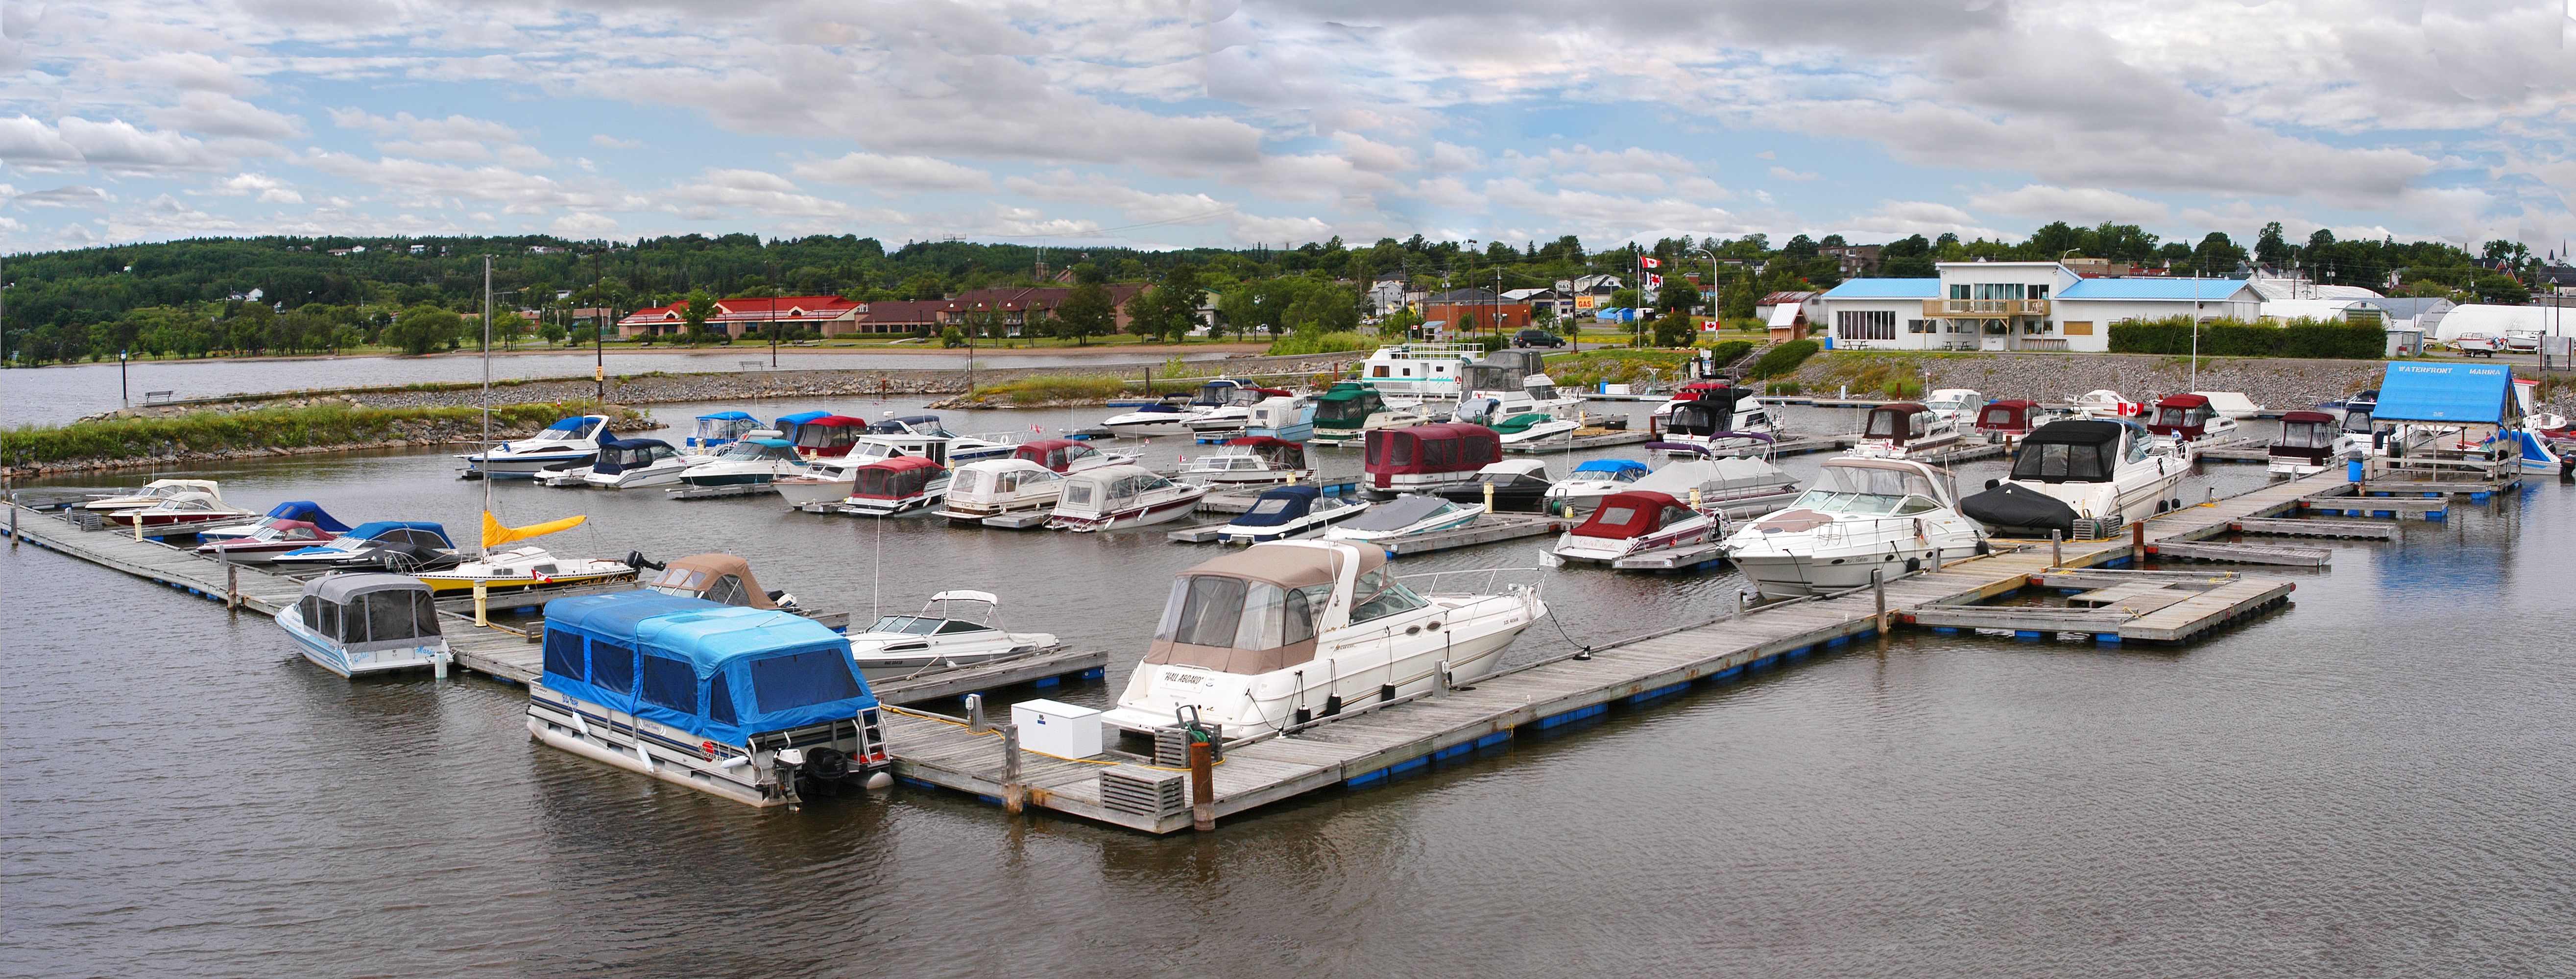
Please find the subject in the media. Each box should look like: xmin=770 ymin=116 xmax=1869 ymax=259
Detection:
xmin=263 ymin=501 xmax=353 ymax=533
xmin=1229 ymin=485 xmax=1323 ymax=528
xmin=749 ymin=438 xmax=794 ymax=449
xmin=697 ymin=411 xmax=755 ymax=421
xmin=542 ymin=593 xmax=878 ymax=745
xmin=344 ymin=521 xmax=453 ymax=546
xmin=2372 ymin=363 xmax=2516 ymax=424
xmin=774 ymin=411 xmax=830 ymax=427
xmin=1573 ymin=459 xmax=1650 ymax=476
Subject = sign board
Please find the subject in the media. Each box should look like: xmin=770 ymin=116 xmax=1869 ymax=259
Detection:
xmin=1574 ymin=295 xmax=1596 ymax=310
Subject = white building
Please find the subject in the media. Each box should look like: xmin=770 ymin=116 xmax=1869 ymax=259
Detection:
xmin=1813 ymin=261 xmax=2261 ymax=353
xmin=2433 ymin=303 xmax=2572 ymax=342
xmin=2360 ymin=297 xmax=2454 ymax=337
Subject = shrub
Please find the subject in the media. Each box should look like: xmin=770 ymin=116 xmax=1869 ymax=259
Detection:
xmin=1706 ymin=340 xmax=1755 ymax=367
xmin=1745 ymin=339 xmax=1821 ymax=379
xmin=1264 ymin=331 xmax=1372 ymax=356
xmin=972 ymin=373 xmax=1137 ymax=404
xmin=1765 ymin=381 xmax=1802 ymax=395
xmin=2108 ymin=316 xmax=2382 ymax=359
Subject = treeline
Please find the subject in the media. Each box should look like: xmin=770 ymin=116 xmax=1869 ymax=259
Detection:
xmin=0 ymin=220 xmax=2530 ymax=365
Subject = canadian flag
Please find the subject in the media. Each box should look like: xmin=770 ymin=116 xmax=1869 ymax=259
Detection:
xmin=1647 ymin=274 xmax=1663 ymax=288
xmin=1640 ymin=257 xmax=1662 ymax=269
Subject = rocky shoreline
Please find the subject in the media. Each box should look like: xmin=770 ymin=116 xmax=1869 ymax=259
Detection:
xmin=1786 ymin=351 xmax=2573 ymax=414
xmin=9 ymin=417 xmax=577 ymax=479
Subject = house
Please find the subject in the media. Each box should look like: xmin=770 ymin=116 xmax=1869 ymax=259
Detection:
xmin=1504 ymin=288 xmax=1569 ymax=320
xmin=1368 ymin=275 xmax=1408 ymax=315
xmin=1419 ymin=299 xmax=1532 ymax=334
xmin=1753 ymin=291 xmax=1822 ymax=325
xmin=1811 ymin=261 xmax=2261 ymax=352
xmin=1818 ymin=245 xmax=1881 ymax=279
xmin=943 ymin=286 xmax=1148 ymax=337
xmin=616 ymin=295 xmax=865 ymax=339
xmin=846 ymin=300 xmax=954 ymax=336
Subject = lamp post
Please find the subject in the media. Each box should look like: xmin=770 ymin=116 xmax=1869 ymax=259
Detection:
xmin=120 ymin=349 xmax=129 ymax=407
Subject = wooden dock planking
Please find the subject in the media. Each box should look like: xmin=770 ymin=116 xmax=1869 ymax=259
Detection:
xmin=2149 ymin=540 xmax=2332 ymax=567
xmin=2230 ymin=517 xmax=2394 ymax=539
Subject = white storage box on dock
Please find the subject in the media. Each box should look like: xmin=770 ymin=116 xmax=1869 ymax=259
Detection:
xmin=1011 ymin=699 xmax=1103 ymax=758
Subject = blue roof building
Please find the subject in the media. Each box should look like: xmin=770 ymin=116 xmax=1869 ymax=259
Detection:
xmin=1813 ymin=261 xmax=2262 ymax=353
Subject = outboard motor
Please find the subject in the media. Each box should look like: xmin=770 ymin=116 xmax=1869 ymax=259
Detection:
xmin=625 ymin=551 xmax=666 ymax=572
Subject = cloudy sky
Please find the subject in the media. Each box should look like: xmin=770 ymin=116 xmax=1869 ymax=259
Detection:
xmin=2 ymin=0 xmax=2570 ymax=255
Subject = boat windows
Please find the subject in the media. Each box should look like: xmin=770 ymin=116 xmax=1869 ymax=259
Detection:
xmin=1348 ymin=567 xmax=1428 ymax=625
xmin=951 ymin=469 xmax=984 ymax=495
xmin=707 ymin=673 xmax=738 ymax=725
xmin=747 ymin=648 xmax=864 ymax=713
xmin=1895 ymin=495 xmax=1942 ymax=515
xmin=1247 ymin=497 xmax=1296 ymax=516
xmin=543 ymin=629 xmax=584 ymax=679
xmin=705 ymin=575 xmax=749 ymax=606
xmin=1063 ymin=483 xmax=1094 ymax=508
xmin=591 ymin=640 xmax=635 ymax=694
xmin=2278 ymin=421 xmax=2333 ymax=449
xmin=1596 ymin=504 xmax=1639 ymax=527
xmin=2014 ymin=441 xmax=2115 ymax=483
xmin=1159 ymin=575 xmax=1247 ymax=648
xmin=640 ymin=653 xmax=698 ymax=712
xmin=1660 ymin=505 xmax=1698 ymax=527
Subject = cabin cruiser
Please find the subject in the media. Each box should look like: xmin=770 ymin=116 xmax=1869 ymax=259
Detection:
xmin=196 ymin=519 xmax=335 ymax=563
xmin=866 ymin=416 xmax=1017 ymax=463
xmin=1434 ymin=459 xmax=1554 ymax=513
xmin=1849 ymin=402 xmax=1963 ymax=459
xmin=845 ymin=591 xmax=1060 ymax=680
xmin=1650 ymin=380 xmax=1737 ymax=419
xmin=1550 ymin=490 xmax=1723 ymax=566
xmin=1922 ymin=389 xmax=1986 ymax=424
xmin=773 ymin=455 xmax=874 ymax=509
xmin=1185 ymin=386 xmax=1295 ymax=438
xmin=459 ymin=415 xmax=610 ymax=478
xmin=1323 ymin=494 xmax=1483 ymax=543
xmin=529 ymin=593 xmax=890 ymax=807
xmin=2268 ymin=411 xmax=2366 ymax=476
xmin=2189 ymin=392 xmax=2266 ymax=420
xmin=2143 ymin=393 xmax=2241 ymax=458
xmin=769 ymin=411 xmax=833 ymax=445
xmin=1100 ymin=540 xmax=1546 ymax=734
xmin=1971 ymin=399 xmax=2068 ymax=447
xmin=1047 ymin=464 xmax=1209 ymax=531
xmin=1658 ymin=388 xmax=1784 ymax=456
xmin=2069 ymin=390 xmax=2142 ymax=418
xmin=1363 ymin=423 xmax=1504 ymax=499
xmin=277 ymin=574 xmax=449 ymax=678
xmin=269 ymin=522 xmax=459 ymax=572
xmin=1100 ymin=379 xmax=1260 ymax=437
xmin=102 ymin=491 xmax=256 ymax=533
xmin=198 ymin=501 xmax=350 ymax=541
xmin=1627 ymin=448 xmax=1805 ymax=519
xmin=1355 ymin=343 xmax=1481 ymax=405
xmin=1013 ymin=438 xmax=1136 ymax=474
xmin=834 ymin=457 xmax=951 ymax=516
xmin=1484 ymin=411 xmax=1585 ymax=444
xmin=413 ymin=546 xmax=636 ymax=594
xmin=567 ymin=437 xmax=690 ymax=489
xmin=685 ymin=411 xmax=759 ymax=451
xmin=1309 ymin=381 xmax=1430 ymax=446
xmin=1179 ymin=437 xmax=1313 ymax=487
xmin=1722 ymin=457 xmax=1986 ymax=598
xmin=1452 ymin=351 xmax=1580 ymax=427
xmin=1244 ymin=393 xmax=1317 ymax=441
xmin=1543 ymin=459 xmax=1652 ymax=516
xmin=675 ymin=438 xmax=808 ymax=490
xmin=937 ymin=459 xmax=1067 ymax=523
xmin=84 ymin=478 xmax=220 ymax=512
xmin=1217 ymin=486 xmax=1369 ymax=543
xmin=788 ymin=415 xmax=869 ymax=459
xmin=1957 ymin=419 xmax=2187 ymax=538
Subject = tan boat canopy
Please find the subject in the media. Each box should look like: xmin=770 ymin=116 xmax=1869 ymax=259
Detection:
xmin=645 ymin=553 xmax=777 ymax=609
xmin=1141 ymin=544 xmax=1384 ymax=675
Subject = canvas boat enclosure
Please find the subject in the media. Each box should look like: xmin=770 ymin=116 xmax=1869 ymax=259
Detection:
xmin=1570 ymin=490 xmax=1698 ymax=540
xmin=1663 ymin=390 xmax=1746 ymax=437
xmin=1225 ymin=486 xmax=1347 ymax=531
xmin=789 ymin=416 xmax=867 ymax=457
xmin=1861 ymin=403 xmax=1938 ymax=446
xmin=198 ymin=519 xmax=331 ymax=556
xmin=770 ymin=411 xmax=832 ymax=443
xmin=1975 ymin=400 xmax=2046 ymax=437
xmin=1364 ymin=423 xmax=1503 ymax=488
xmin=1141 ymin=544 xmax=1396 ymax=676
xmin=1782 ymin=458 xmax=1957 ymax=512
xmin=1192 ymin=379 xmax=1253 ymax=407
xmin=1434 ymin=459 xmax=1553 ymax=511
xmin=259 ymin=501 xmax=351 ymax=534
xmin=2271 ymin=411 xmax=2342 ymax=466
xmin=947 ymin=459 xmax=1061 ymax=504
xmin=591 ymin=437 xmax=680 ymax=475
xmin=1573 ymin=459 xmax=1649 ymax=483
xmin=1057 ymin=464 xmax=1182 ymax=517
xmin=2009 ymin=420 xmax=2136 ymax=484
xmin=1016 ymin=439 xmax=1109 ymax=473
xmin=1329 ymin=494 xmax=1472 ymax=537
xmin=848 ymin=456 xmax=944 ymax=500
xmin=1222 ymin=436 xmax=1305 ymax=470
xmin=644 ymin=553 xmax=787 ymax=610
xmin=531 ymin=416 xmax=606 ymax=443
xmin=691 ymin=412 xmax=758 ymax=447
xmin=1313 ymin=383 xmax=1386 ymax=429
xmin=295 ymin=574 xmax=443 ymax=653
xmin=2146 ymin=394 xmax=2219 ymax=439
xmin=871 ymin=415 xmax=955 ymax=437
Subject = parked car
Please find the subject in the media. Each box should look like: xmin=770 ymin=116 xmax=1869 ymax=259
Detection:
xmin=1514 ymin=328 xmax=1566 ymax=348
xmin=2455 ymin=333 xmax=2500 ymax=358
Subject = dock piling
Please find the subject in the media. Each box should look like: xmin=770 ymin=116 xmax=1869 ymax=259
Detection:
xmin=473 ymin=581 xmax=488 ymax=628
xmin=1190 ymin=739 xmax=1215 ymax=832
xmin=965 ymin=693 xmax=987 ymax=733
xmin=225 ymin=560 xmax=239 ymax=612
xmin=2131 ymin=520 xmax=2147 ymax=563
xmin=1872 ymin=569 xmax=1886 ymax=633
xmin=1001 ymin=723 xmax=1024 ymax=814
xmin=2050 ymin=529 xmax=2063 ymax=570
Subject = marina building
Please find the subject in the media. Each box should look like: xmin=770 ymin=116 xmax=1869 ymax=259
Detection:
xmin=1814 ymin=262 xmax=2261 ymax=352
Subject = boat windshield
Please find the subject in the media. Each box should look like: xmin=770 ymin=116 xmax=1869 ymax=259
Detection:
xmin=2278 ymin=420 xmax=2334 ymax=449
xmin=1347 ymin=566 xmax=1428 ymax=624
xmin=863 ymin=615 xmax=979 ymax=636
xmin=2341 ymin=411 xmax=2373 ymax=435
xmin=1790 ymin=464 xmax=1943 ymax=514
xmin=2013 ymin=441 xmax=2118 ymax=482
xmin=696 ymin=416 xmax=755 ymax=440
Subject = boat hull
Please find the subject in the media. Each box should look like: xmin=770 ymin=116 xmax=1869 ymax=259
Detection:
xmin=412 ymin=567 xmax=635 ymax=595
xmin=1048 ymin=491 xmax=1208 ymax=532
xmin=276 ymin=607 xmax=445 ymax=677
xmin=462 ymin=451 xmax=597 ymax=478
xmin=1730 ymin=543 xmax=1961 ymax=598
xmin=526 ymin=687 xmax=888 ymax=808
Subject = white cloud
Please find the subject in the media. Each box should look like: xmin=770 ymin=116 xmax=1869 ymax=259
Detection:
xmin=552 ymin=212 xmax=621 ymax=236
xmin=1968 ymin=185 xmax=2172 ymax=224
xmin=202 ymin=172 xmax=305 ymax=204
xmin=790 ymin=153 xmax=993 ymax=193
xmin=592 ymin=134 xmax=645 ymax=150
xmin=16 ymin=186 xmax=115 ymax=209
xmin=1768 ymin=166 xmax=1820 ymax=182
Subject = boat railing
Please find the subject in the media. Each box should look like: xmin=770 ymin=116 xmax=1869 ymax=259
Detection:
xmin=1796 ymin=515 xmax=1938 ymax=548
xmin=1395 ymin=565 xmax=1548 ymax=599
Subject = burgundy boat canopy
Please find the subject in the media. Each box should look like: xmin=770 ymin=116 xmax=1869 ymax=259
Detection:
xmin=792 ymin=415 xmax=867 ymax=456
xmin=850 ymin=455 xmax=944 ymax=498
xmin=1014 ymin=438 xmax=1104 ymax=473
xmin=1571 ymin=490 xmax=1695 ymax=539
xmin=1975 ymin=399 xmax=2043 ymax=434
xmin=1365 ymin=423 xmax=1502 ymax=483
xmin=2146 ymin=393 xmax=2216 ymax=438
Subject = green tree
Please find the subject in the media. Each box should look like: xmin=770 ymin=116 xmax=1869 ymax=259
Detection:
xmin=1281 ymin=282 xmax=1361 ymax=334
xmin=386 ymin=305 xmax=462 ymax=356
xmin=1126 ymin=265 xmax=1206 ymax=342
xmin=2473 ymin=274 xmax=2530 ymax=305
xmin=1053 ymin=282 xmax=1117 ymax=345
xmin=490 ymin=310 xmax=530 ymax=350
xmin=539 ymin=318 xmax=568 ymax=345
xmin=679 ymin=290 xmax=717 ymax=345
xmin=1651 ymin=310 xmax=1695 ymax=348
xmin=2255 ymin=222 xmax=2292 ymax=268
xmin=1656 ymin=279 xmax=1702 ymax=316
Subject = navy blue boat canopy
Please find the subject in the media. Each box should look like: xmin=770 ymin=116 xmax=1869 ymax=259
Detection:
xmin=264 ymin=500 xmax=353 ymax=533
xmin=1230 ymin=485 xmax=1323 ymax=528
xmin=542 ymin=591 xmax=877 ymax=745
xmin=347 ymin=521 xmax=452 ymax=545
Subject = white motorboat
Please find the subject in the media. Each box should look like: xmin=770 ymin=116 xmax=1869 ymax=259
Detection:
xmin=412 ymin=544 xmax=636 ymax=595
xmin=639 ymin=552 xmax=810 ymax=612
xmin=197 ymin=500 xmax=349 ymax=542
xmin=1452 ymin=351 xmax=1580 ymax=427
xmin=529 ymin=593 xmax=890 ymax=807
xmin=1543 ymin=459 xmax=1652 ymax=517
xmin=1323 ymin=494 xmax=1484 ymax=543
xmin=936 ymin=459 xmax=1067 ymax=522
xmin=1487 ymin=411 xmax=1585 ymax=444
xmin=195 ymin=519 xmax=336 ymax=564
xmin=102 ymin=491 xmax=257 ymax=533
xmin=674 ymin=438 xmax=808 ymax=490
xmin=2268 ymin=410 xmax=2366 ymax=476
xmin=1958 ymin=419 xmax=2188 ymax=538
xmin=834 ymin=457 xmax=951 ymax=516
xmin=867 ymin=415 xmax=1018 ymax=462
xmin=267 ymin=521 xmax=459 ymax=572
xmin=773 ymin=456 xmax=870 ymax=509
xmin=684 ymin=411 xmax=760 ymax=451
xmin=277 ymin=574 xmax=449 ymax=678
xmin=1626 ymin=449 xmax=1805 ymax=518
xmin=1849 ymin=402 xmax=1963 ymax=459
xmin=1216 ymin=486 xmax=1369 ymax=543
xmin=545 ymin=437 xmax=688 ymax=488
xmin=459 ymin=414 xmax=610 ymax=478
xmin=1100 ymin=379 xmax=1257 ymax=437
xmin=1244 ymin=393 xmax=1317 ymax=441
xmin=2069 ymin=389 xmax=2142 ymax=419
xmin=83 ymin=478 xmax=219 ymax=512
xmin=1658 ymin=389 xmax=1785 ymax=456
xmin=1309 ymin=381 xmax=1430 ymax=446
xmin=1550 ymin=490 xmax=1724 ymax=566
xmin=1047 ymin=464 xmax=1209 ymax=531
xmin=1922 ymin=388 xmax=1985 ymax=424
xmin=2143 ymin=393 xmax=2242 ymax=459
xmin=1184 ymin=385 xmax=1293 ymax=438
xmin=1100 ymin=540 xmax=1546 ymax=734
xmin=1178 ymin=437 xmax=1313 ymax=486
xmin=846 ymin=591 xmax=1061 ymax=680
xmin=1723 ymin=456 xmax=1987 ymax=598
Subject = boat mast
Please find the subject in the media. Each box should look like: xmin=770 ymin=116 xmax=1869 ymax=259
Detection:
xmin=481 ymin=254 xmax=493 ymax=559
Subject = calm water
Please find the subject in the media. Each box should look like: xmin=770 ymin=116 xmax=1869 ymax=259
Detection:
xmin=0 ymin=348 xmax=1236 ymax=426
xmin=6 ymin=402 xmax=2573 ymax=978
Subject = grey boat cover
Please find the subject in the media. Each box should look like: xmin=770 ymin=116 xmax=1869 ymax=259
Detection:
xmin=1337 ymin=494 xmax=1461 ymax=533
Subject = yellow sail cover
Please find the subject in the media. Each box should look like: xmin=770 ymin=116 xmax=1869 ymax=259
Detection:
xmin=481 ymin=510 xmax=586 ymax=549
